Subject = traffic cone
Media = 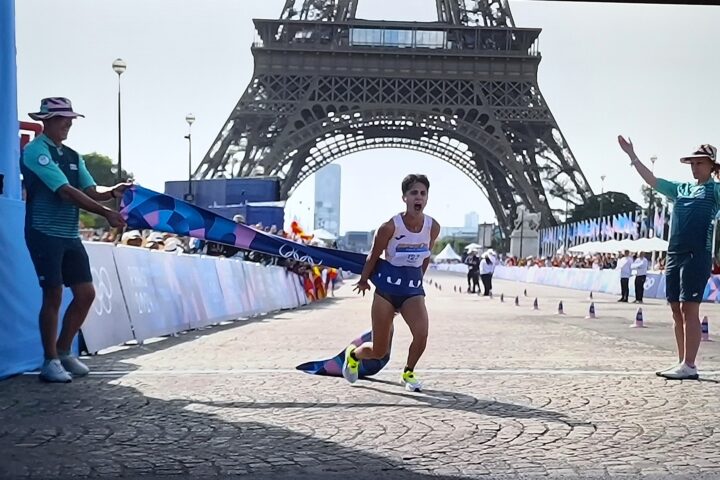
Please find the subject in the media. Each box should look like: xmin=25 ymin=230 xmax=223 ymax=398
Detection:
xmin=514 ymin=296 xmax=519 ymax=306
xmin=557 ymin=301 xmax=565 ymax=315
xmin=532 ymin=298 xmax=539 ymax=310
xmin=585 ymin=302 xmax=596 ymax=319
xmin=524 ymin=288 xmax=528 ymax=297
xmin=702 ymin=316 xmax=711 ymax=341
xmin=589 ymin=291 xmax=594 ymax=300
xmin=500 ymin=293 xmax=505 ymax=303
xmin=453 ymin=286 xmax=457 ymax=292
xmin=631 ymin=307 xmax=646 ymax=328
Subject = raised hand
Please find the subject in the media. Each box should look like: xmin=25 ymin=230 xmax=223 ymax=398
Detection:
xmin=353 ymin=279 xmax=371 ymax=296
xmin=617 ymin=135 xmax=635 ymax=158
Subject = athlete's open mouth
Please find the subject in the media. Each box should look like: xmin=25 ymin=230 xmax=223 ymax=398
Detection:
xmin=414 ymin=203 xmax=422 ymax=211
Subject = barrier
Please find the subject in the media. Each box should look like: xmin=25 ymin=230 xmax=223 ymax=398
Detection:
xmin=82 ymin=243 xmax=135 ymax=352
xmin=78 ymin=244 xmax=311 ymax=352
xmin=431 ymin=263 xmax=719 ymax=302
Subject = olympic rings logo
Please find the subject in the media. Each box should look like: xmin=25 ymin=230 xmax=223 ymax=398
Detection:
xmin=278 ymin=244 xmax=323 ymax=265
xmin=91 ymin=266 xmax=113 ymax=315
xmin=644 ymin=277 xmax=655 ymax=289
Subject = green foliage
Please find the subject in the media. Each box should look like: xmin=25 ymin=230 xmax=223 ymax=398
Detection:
xmin=83 ymin=152 xmax=133 ymax=186
xmin=80 ymin=152 xmax=134 ymax=229
xmin=433 ymin=237 xmax=469 ymax=256
xmin=79 ymin=211 xmax=101 ymax=229
xmin=641 ymin=184 xmax=667 ymax=213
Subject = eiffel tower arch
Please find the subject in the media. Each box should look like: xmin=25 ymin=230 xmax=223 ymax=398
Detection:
xmin=195 ymin=0 xmax=594 ymax=235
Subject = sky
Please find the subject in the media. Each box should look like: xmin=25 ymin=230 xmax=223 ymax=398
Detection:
xmin=14 ymin=0 xmax=720 ymax=234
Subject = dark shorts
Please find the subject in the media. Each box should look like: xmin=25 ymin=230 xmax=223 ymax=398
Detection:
xmin=375 ymin=290 xmax=424 ymax=312
xmin=25 ymin=228 xmax=92 ymax=288
xmin=665 ymin=251 xmax=712 ymax=303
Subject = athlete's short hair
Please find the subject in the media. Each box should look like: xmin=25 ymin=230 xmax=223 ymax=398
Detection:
xmin=401 ymin=174 xmax=430 ymax=195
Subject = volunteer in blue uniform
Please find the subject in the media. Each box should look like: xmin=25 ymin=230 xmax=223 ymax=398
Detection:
xmin=342 ymin=174 xmax=440 ymax=391
xmin=619 ymin=136 xmax=719 ymax=380
xmin=22 ymin=97 xmax=128 ymax=383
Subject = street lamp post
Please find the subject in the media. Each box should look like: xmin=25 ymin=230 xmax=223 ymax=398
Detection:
xmin=518 ymin=207 xmax=525 ymax=259
xmin=184 ymin=113 xmax=196 ymax=202
xmin=111 ymin=58 xmax=127 ymax=185
xmin=598 ymin=174 xmax=606 ymax=223
xmin=649 ymin=156 xmax=657 ymax=234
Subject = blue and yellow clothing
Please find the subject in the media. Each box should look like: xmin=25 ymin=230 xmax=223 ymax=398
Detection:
xmin=21 ymin=134 xmax=96 ymax=238
xmin=655 ymin=178 xmax=720 ymax=255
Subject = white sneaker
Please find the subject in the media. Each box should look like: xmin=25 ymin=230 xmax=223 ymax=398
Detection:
xmin=658 ymin=362 xmax=699 ymax=380
xmin=39 ymin=359 xmax=72 ymax=383
xmin=655 ymin=362 xmax=680 ymax=376
xmin=59 ymin=355 xmax=90 ymax=377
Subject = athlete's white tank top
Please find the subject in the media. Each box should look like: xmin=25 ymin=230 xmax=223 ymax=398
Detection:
xmin=384 ymin=214 xmax=433 ymax=268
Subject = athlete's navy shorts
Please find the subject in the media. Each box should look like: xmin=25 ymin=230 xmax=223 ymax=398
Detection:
xmin=25 ymin=227 xmax=92 ymax=288
xmin=665 ymin=251 xmax=711 ymax=303
xmin=375 ymin=289 xmax=425 ymax=311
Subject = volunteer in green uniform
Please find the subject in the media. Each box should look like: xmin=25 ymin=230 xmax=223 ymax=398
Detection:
xmin=619 ymin=136 xmax=719 ymax=380
xmin=22 ymin=97 xmax=128 ymax=383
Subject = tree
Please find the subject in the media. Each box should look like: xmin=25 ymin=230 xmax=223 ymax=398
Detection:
xmin=433 ymin=237 xmax=470 ymax=256
xmin=641 ymin=184 xmax=668 ymax=215
xmin=568 ymin=191 xmax=640 ymax=223
xmin=83 ymin=152 xmax=133 ymax=186
xmin=79 ymin=152 xmax=134 ymax=229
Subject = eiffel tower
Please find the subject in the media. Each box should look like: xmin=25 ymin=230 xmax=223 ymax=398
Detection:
xmin=195 ymin=0 xmax=593 ymax=235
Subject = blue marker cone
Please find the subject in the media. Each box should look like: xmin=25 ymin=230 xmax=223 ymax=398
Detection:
xmin=631 ymin=307 xmax=646 ymax=328
xmin=532 ymin=298 xmax=539 ymax=310
xmin=585 ymin=302 xmax=596 ymax=319
xmin=557 ymin=301 xmax=565 ymax=315
xmin=514 ymin=296 xmax=519 ymax=306
xmin=500 ymin=293 xmax=505 ymax=303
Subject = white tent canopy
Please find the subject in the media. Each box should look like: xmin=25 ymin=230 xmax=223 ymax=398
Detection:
xmin=568 ymin=237 xmax=669 ymax=254
xmin=464 ymin=243 xmax=482 ymax=251
xmin=568 ymin=241 xmax=600 ymax=254
xmin=434 ymin=244 xmax=462 ymax=262
xmin=629 ymin=236 xmax=669 ymax=252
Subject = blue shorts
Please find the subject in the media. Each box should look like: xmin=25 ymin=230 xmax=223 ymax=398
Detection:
xmin=25 ymin=227 xmax=92 ymax=288
xmin=375 ymin=290 xmax=424 ymax=312
xmin=665 ymin=251 xmax=711 ymax=303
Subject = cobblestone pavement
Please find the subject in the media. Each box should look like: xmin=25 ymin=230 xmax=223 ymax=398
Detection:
xmin=3 ymin=272 xmax=720 ymax=479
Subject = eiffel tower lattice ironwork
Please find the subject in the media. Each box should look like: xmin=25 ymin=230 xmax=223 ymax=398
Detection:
xmin=195 ymin=0 xmax=594 ymax=234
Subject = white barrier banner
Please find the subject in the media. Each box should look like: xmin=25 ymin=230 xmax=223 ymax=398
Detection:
xmin=112 ymin=246 xmax=165 ymax=341
xmin=78 ymin=244 xmax=316 ymax=352
xmin=229 ymin=259 xmax=254 ymax=315
xmin=81 ymin=242 xmax=135 ymax=352
xmin=173 ymin=254 xmax=210 ymax=329
xmin=292 ymin=273 xmax=308 ymax=306
xmin=275 ymin=268 xmax=294 ymax=310
xmin=215 ymin=256 xmax=247 ymax=319
xmin=243 ymin=262 xmax=265 ymax=315
xmin=145 ymin=250 xmax=188 ymax=336
xmin=193 ymin=255 xmax=231 ymax=328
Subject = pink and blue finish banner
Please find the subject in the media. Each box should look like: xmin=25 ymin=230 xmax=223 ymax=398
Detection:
xmin=121 ymin=185 xmax=369 ymax=273
xmin=120 ymin=185 xmax=426 ymax=296
xmin=295 ymin=329 xmax=392 ymax=378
